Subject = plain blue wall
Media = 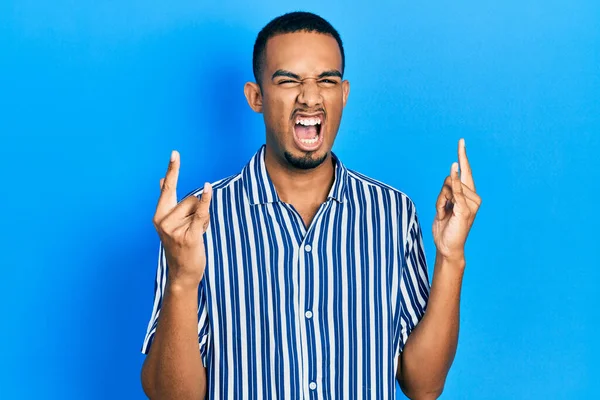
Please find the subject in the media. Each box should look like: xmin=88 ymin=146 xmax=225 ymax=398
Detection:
xmin=2 ymin=1 xmax=599 ymax=398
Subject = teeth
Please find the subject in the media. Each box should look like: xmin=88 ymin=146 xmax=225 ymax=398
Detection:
xmin=295 ymin=117 xmax=322 ymax=126
xmin=299 ymin=137 xmax=319 ymax=144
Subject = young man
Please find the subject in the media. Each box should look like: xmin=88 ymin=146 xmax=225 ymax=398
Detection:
xmin=141 ymin=11 xmax=481 ymax=400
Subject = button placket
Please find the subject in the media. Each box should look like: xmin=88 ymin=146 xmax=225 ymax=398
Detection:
xmin=298 ymin=201 xmax=332 ymax=399
xmin=300 ymin=235 xmax=317 ymax=398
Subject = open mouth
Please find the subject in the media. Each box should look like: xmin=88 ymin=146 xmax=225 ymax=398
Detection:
xmin=292 ymin=113 xmax=324 ymax=150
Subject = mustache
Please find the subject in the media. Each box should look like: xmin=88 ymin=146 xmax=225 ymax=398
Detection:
xmin=290 ymin=108 xmax=327 ymax=120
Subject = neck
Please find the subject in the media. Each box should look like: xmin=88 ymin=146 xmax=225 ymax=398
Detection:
xmin=264 ymin=145 xmax=335 ymax=206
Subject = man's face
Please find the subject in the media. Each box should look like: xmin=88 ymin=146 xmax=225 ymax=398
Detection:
xmin=255 ymin=31 xmax=349 ymax=170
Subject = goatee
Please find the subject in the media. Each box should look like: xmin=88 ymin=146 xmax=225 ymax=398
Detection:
xmin=284 ymin=151 xmax=328 ymax=170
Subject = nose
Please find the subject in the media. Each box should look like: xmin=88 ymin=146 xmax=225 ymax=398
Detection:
xmin=297 ymin=78 xmax=323 ymax=108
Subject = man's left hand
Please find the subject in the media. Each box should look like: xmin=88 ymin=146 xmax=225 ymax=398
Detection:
xmin=432 ymin=138 xmax=482 ymax=264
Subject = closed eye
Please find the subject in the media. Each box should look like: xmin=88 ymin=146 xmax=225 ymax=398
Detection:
xmin=319 ymin=79 xmax=339 ymax=86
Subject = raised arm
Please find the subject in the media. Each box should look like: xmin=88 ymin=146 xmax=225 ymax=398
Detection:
xmin=397 ymin=139 xmax=481 ymax=399
xmin=141 ymin=150 xmax=213 ymax=400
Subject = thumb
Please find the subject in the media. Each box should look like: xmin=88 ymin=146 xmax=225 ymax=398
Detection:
xmin=450 ymin=162 xmax=462 ymax=194
xmin=435 ymin=176 xmax=452 ymax=221
xmin=190 ymin=182 xmax=213 ymax=235
xmin=450 ymin=162 xmax=468 ymax=214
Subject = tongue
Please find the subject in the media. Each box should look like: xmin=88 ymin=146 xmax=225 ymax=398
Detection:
xmin=295 ymin=124 xmax=318 ymax=139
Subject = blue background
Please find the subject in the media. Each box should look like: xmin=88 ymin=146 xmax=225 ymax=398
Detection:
xmin=2 ymin=1 xmax=598 ymax=398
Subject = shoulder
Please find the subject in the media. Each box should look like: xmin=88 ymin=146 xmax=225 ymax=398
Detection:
xmin=346 ymin=168 xmax=418 ymax=216
xmin=345 ymin=168 xmax=424 ymax=255
xmin=179 ymin=172 xmax=243 ymax=201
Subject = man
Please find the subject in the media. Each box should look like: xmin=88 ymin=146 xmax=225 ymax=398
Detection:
xmin=141 ymin=11 xmax=481 ymax=400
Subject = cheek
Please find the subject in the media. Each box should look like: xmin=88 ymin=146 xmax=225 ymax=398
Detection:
xmin=263 ymin=98 xmax=296 ymax=138
xmin=266 ymin=96 xmax=295 ymax=124
xmin=324 ymin=96 xmax=344 ymax=123
xmin=326 ymin=89 xmax=344 ymax=108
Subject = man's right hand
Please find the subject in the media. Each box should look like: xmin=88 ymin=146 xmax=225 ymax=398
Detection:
xmin=152 ymin=150 xmax=213 ymax=290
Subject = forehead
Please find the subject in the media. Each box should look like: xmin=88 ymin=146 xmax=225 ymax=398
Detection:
xmin=264 ymin=31 xmax=342 ymax=76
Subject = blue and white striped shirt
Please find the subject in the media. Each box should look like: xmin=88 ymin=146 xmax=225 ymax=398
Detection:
xmin=142 ymin=145 xmax=431 ymax=399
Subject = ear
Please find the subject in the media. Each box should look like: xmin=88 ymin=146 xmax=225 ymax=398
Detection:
xmin=244 ymin=82 xmax=263 ymax=113
xmin=342 ymin=80 xmax=350 ymax=108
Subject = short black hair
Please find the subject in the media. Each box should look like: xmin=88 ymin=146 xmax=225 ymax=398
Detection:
xmin=252 ymin=11 xmax=345 ymax=86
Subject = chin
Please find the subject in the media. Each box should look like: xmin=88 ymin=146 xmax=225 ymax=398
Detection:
xmin=283 ymin=148 xmax=329 ymax=170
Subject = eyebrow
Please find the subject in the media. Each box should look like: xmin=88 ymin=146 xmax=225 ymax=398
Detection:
xmin=271 ymin=69 xmax=343 ymax=81
xmin=317 ymin=70 xmax=343 ymax=79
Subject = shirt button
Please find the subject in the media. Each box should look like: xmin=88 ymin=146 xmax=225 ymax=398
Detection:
xmin=305 ymin=310 xmax=313 ymax=319
xmin=304 ymin=244 xmax=312 ymax=252
xmin=309 ymin=382 xmax=317 ymax=390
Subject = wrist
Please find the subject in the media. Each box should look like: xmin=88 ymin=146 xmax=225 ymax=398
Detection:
xmin=166 ymin=274 xmax=202 ymax=293
xmin=432 ymin=251 xmax=466 ymax=290
xmin=435 ymin=250 xmax=466 ymax=270
xmin=164 ymin=279 xmax=200 ymax=309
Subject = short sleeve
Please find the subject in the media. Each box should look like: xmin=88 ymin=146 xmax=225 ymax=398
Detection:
xmin=141 ymin=242 xmax=212 ymax=367
xmin=396 ymin=206 xmax=431 ymax=355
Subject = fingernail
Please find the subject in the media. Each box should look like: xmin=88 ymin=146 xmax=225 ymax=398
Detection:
xmin=170 ymin=150 xmax=176 ymax=162
xmin=453 ymin=162 xmax=459 ymax=172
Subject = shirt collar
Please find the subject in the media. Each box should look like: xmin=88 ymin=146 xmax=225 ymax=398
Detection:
xmin=242 ymin=145 xmax=348 ymax=205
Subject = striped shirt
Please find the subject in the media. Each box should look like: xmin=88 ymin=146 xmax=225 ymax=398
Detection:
xmin=142 ymin=145 xmax=431 ymax=399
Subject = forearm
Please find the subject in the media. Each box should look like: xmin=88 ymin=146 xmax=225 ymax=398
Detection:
xmin=141 ymin=282 xmax=207 ymax=400
xmin=399 ymin=252 xmax=465 ymax=398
